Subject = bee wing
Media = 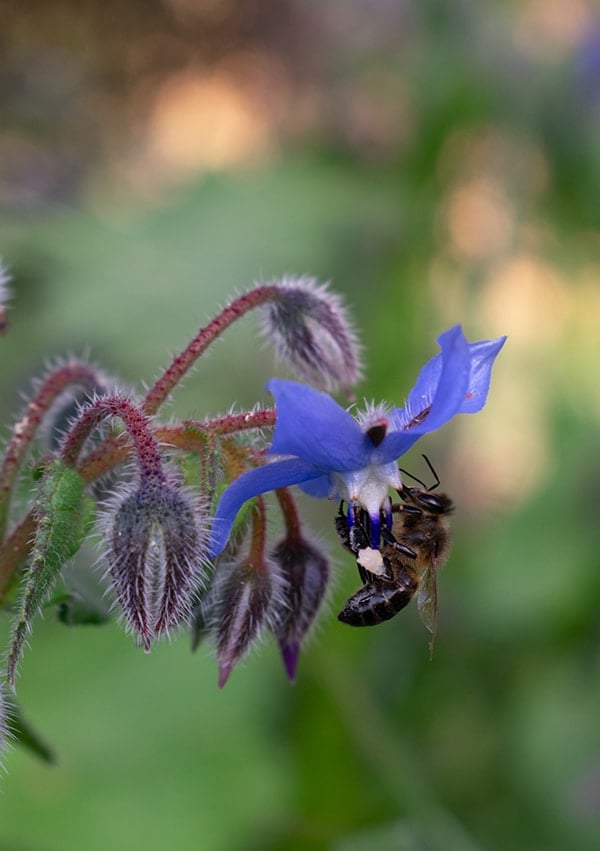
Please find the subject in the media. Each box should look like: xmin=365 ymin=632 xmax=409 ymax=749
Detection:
xmin=416 ymin=568 xmax=438 ymax=642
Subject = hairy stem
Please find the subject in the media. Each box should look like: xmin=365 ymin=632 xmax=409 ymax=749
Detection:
xmin=61 ymin=395 xmax=164 ymax=482
xmin=142 ymin=285 xmax=279 ymax=415
xmin=247 ymin=496 xmax=268 ymax=571
xmin=0 ymin=362 xmax=102 ymax=541
xmin=190 ymin=408 xmax=276 ymax=436
xmin=275 ymin=488 xmax=303 ymax=541
xmin=0 ymin=513 xmax=35 ymax=599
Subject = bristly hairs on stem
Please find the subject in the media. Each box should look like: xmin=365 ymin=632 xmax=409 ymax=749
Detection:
xmin=0 ymin=678 xmax=10 ymax=771
xmin=0 ymin=359 xmax=112 ymax=544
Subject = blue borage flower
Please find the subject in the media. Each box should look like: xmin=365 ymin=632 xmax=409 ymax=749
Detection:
xmin=208 ymin=325 xmax=506 ymax=559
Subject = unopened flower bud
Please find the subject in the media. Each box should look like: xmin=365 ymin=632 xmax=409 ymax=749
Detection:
xmin=259 ymin=276 xmax=362 ymax=392
xmin=211 ymin=557 xmax=284 ymax=687
xmin=106 ymin=475 xmax=207 ymax=650
xmin=270 ymin=534 xmax=330 ymax=682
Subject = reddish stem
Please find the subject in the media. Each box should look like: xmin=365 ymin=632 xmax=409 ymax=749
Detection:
xmin=0 ymin=513 xmax=35 ymax=598
xmin=189 ymin=408 xmax=276 ymax=436
xmin=76 ymin=410 xmax=274 ymax=485
xmin=142 ymin=285 xmax=280 ymax=416
xmin=248 ymin=495 xmax=268 ymax=572
xmin=276 ymin=488 xmax=303 ymax=542
xmin=0 ymin=362 xmax=103 ymax=541
xmin=61 ymin=395 xmax=165 ymax=482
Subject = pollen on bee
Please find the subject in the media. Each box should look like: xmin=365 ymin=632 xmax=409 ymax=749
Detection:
xmin=356 ymin=546 xmax=386 ymax=576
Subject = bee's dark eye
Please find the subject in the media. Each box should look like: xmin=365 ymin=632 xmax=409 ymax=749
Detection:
xmin=416 ymin=493 xmax=445 ymax=512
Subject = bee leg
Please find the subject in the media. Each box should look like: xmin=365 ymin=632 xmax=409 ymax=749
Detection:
xmin=349 ymin=524 xmax=370 ymax=553
xmin=356 ymin=563 xmax=369 ymax=584
xmin=381 ymin=527 xmax=417 ymax=560
xmin=393 ymin=500 xmax=422 ymax=517
xmin=348 ymin=505 xmax=371 ymax=554
xmin=336 ymin=501 xmax=370 ymax=553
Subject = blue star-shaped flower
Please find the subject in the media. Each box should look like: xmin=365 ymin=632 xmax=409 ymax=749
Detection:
xmin=208 ymin=325 xmax=506 ymax=559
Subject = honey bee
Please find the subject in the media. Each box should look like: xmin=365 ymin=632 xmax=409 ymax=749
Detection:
xmin=336 ymin=471 xmax=453 ymax=648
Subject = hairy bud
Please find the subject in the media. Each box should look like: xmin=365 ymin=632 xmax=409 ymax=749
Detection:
xmin=210 ymin=557 xmax=284 ymax=687
xmin=259 ymin=276 xmax=362 ymax=392
xmin=106 ymin=475 xmax=208 ymax=651
xmin=270 ymin=534 xmax=330 ymax=681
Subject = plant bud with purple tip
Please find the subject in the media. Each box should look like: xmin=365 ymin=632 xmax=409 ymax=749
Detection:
xmin=259 ymin=276 xmax=362 ymax=392
xmin=106 ymin=474 xmax=208 ymax=651
xmin=270 ymin=534 xmax=330 ymax=682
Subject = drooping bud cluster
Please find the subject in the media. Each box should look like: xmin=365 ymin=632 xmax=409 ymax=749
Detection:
xmin=259 ymin=276 xmax=362 ymax=392
xmin=204 ymin=483 xmax=332 ymax=686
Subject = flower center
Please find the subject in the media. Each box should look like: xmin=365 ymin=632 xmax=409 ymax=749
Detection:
xmin=334 ymin=460 xmax=401 ymax=548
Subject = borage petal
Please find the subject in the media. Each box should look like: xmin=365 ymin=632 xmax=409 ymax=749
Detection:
xmin=267 ymin=379 xmax=368 ymax=470
xmin=391 ymin=325 xmax=470 ymax=436
xmin=208 ymin=458 xmax=321 ymax=559
xmin=297 ymin=474 xmax=333 ymax=499
xmin=458 ymin=336 xmax=507 ymax=414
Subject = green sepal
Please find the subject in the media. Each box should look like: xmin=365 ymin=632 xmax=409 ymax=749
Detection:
xmin=56 ymin=591 xmax=110 ymax=626
xmin=180 ymin=422 xmax=221 ymax=507
xmin=5 ymin=699 xmax=56 ymax=764
xmin=6 ymin=459 xmax=95 ymax=688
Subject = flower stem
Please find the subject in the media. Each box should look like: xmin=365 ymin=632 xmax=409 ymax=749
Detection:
xmin=193 ymin=408 xmax=276 ymax=436
xmin=61 ymin=396 xmax=165 ymax=483
xmin=275 ymin=488 xmax=302 ymax=542
xmin=0 ymin=362 xmax=102 ymax=542
xmin=248 ymin=496 xmax=267 ymax=572
xmin=0 ymin=512 xmax=35 ymax=598
xmin=142 ymin=285 xmax=280 ymax=415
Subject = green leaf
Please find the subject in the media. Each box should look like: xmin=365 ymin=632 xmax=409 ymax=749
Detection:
xmin=6 ymin=459 xmax=94 ymax=688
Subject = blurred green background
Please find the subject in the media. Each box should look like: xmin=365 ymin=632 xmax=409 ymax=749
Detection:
xmin=1 ymin=1 xmax=600 ymax=849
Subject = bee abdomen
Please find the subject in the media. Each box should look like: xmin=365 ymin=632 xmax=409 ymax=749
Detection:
xmin=338 ymin=572 xmax=418 ymax=627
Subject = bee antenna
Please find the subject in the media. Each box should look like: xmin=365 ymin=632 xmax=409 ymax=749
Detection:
xmin=398 ymin=466 xmax=428 ymax=489
xmin=421 ymin=454 xmax=440 ymax=490
xmin=398 ymin=455 xmax=441 ymax=490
